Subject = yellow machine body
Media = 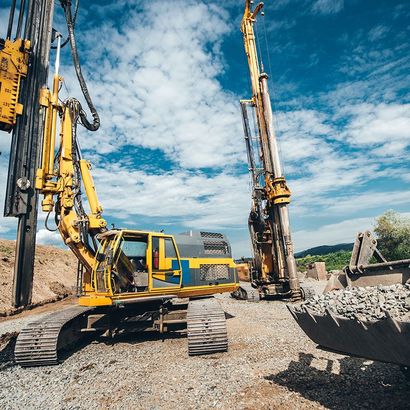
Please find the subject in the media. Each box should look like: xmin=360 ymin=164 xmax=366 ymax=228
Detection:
xmin=79 ymin=229 xmax=238 ymax=307
xmin=0 ymin=38 xmax=30 ymax=131
xmin=35 ymin=72 xmax=238 ymax=309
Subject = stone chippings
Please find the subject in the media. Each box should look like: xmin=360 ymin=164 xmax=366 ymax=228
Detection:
xmin=300 ymin=283 xmax=410 ymax=321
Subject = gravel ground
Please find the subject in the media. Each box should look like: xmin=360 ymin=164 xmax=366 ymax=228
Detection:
xmin=0 ymin=290 xmax=409 ymax=410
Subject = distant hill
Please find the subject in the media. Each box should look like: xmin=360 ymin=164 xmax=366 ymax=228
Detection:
xmin=234 ymin=257 xmax=253 ymax=264
xmin=295 ymin=243 xmax=353 ymax=258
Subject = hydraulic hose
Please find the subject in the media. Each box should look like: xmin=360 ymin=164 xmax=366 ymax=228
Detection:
xmin=52 ymin=0 xmax=78 ymax=49
xmin=60 ymin=0 xmax=100 ymax=131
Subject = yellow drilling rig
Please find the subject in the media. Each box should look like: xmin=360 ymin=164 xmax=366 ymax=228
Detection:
xmin=237 ymin=2 xmax=409 ymax=375
xmin=1 ymin=0 xmax=238 ymax=366
xmin=233 ymin=1 xmax=303 ymax=301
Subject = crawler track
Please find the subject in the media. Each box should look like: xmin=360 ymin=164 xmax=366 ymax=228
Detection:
xmin=187 ymin=298 xmax=228 ymax=356
xmin=14 ymin=306 xmax=93 ymax=367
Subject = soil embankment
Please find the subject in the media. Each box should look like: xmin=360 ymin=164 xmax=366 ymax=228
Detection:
xmin=0 ymin=239 xmax=77 ymax=313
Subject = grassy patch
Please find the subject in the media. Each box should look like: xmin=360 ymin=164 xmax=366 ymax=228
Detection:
xmin=296 ymin=250 xmax=352 ymax=271
xmin=0 ymin=244 xmax=14 ymax=257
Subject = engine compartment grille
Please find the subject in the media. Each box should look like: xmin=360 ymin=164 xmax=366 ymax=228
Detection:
xmin=200 ymin=264 xmax=229 ymax=281
xmin=203 ymin=241 xmax=229 ymax=255
xmin=200 ymin=231 xmax=224 ymax=239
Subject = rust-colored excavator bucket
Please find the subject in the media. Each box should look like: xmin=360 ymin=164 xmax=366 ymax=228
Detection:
xmin=288 ymin=306 xmax=410 ymax=366
xmin=288 ymin=231 xmax=410 ymax=367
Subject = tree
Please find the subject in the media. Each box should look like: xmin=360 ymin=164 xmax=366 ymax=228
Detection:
xmin=374 ymin=210 xmax=410 ymax=260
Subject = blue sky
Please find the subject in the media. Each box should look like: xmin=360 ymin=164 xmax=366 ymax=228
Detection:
xmin=0 ymin=0 xmax=409 ymax=257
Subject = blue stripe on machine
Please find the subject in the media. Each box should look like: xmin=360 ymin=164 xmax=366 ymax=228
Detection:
xmin=172 ymin=259 xmax=190 ymax=287
xmin=152 ymin=277 xmax=180 ymax=287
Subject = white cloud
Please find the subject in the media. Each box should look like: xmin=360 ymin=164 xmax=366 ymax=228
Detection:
xmin=1 ymin=0 xmax=409 ymax=265
xmin=0 ymin=1 xmax=251 ymax=247
xmin=0 ymin=131 xmax=11 ymax=155
xmin=269 ymin=102 xmax=410 ymax=220
xmin=293 ymin=216 xmax=374 ymax=251
xmin=273 ymin=109 xmax=383 ymax=214
xmin=59 ymin=0 xmax=244 ymax=169
xmin=311 ymin=0 xmax=343 ymax=15
xmin=342 ymin=103 xmax=410 ymax=156
xmin=320 ymin=190 xmax=410 ymax=215
xmin=277 ymin=110 xmax=334 ymax=162
xmin=368 ymin=25 xmax=389 ymax=42
xmin=229 ymin=235 xmax=252 ymax=259
xmin=91 ymin=163 xmax=250 ymax=230
xmin=294 ymin=211 xmax=410 ymax=252
xmin=0 ymin=216 xmax=15 ymax=234
xmin=36 ymin=229 xmax=63 ymax=246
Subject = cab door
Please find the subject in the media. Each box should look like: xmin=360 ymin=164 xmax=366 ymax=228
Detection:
xmin=150 ymin=235 xmax=182 ymax=290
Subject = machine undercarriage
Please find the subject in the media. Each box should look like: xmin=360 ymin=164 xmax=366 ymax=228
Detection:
xmin=15 ymin=296 xmax=228 ymax=366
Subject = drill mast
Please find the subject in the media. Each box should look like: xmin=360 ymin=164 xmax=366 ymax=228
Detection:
xmin=240 ymin=1 xmax=300 ymax=298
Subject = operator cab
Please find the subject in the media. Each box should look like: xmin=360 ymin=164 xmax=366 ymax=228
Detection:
xmin=118 ymin=234 xmax=149 ymax=292
xmin=112 ymin=234 xmax=148 ymax=293
xmin=94 ymin=230 xmax=182 ymax=295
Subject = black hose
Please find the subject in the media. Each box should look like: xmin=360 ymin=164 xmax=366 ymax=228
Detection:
xmin=15 ymin=0 xmax=26 ymax=39
xmin=68 ymin=101 xmax=99 ymax=254
xmin=45 ymin=210 xmax=59 ymax=232
xmin=51 ymin=0 xmax=79 ymax=49
xmin=60 ymin=0 xmax=100 ymax=131
xmin=7 ymin=0 xmax=17 ymax=39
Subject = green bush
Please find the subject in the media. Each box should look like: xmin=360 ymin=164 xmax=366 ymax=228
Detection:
xmin=374 ymin=210 xmax=410 ymax=260
xmin=296 ymin=250 xmax=351 ymax=272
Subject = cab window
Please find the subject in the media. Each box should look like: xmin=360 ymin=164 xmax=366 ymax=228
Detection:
xmin=165 ymin=238 xmax=177 ymax=258
xmin=151 ymin=236 xmax=180 ymax=271
xmin=152 ymin=236 xmax=160 ymax=270
xmin=111 ymin=235 xmax=149 ymax=293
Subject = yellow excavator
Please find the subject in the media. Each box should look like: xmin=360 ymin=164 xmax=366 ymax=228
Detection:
xmin=1 ymin=0 xmax=238 ymax=366
xmin=233 ymin=1 xmax=303 ymax=301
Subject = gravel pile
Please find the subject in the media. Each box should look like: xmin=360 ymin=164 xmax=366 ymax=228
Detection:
xmin=301 ymin=284 xmax=410 ymax=321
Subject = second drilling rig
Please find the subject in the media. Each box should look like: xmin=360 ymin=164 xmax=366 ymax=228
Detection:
xmin=234 ymin=1 xmax=303 ymax=301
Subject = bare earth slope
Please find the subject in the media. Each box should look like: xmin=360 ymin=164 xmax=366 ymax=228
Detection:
xmin=0 ymin=239 xmax=77 ymax=311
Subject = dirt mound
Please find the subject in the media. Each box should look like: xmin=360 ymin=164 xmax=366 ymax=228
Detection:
xmin=0 ymin=239 xmax=77 ymax=312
